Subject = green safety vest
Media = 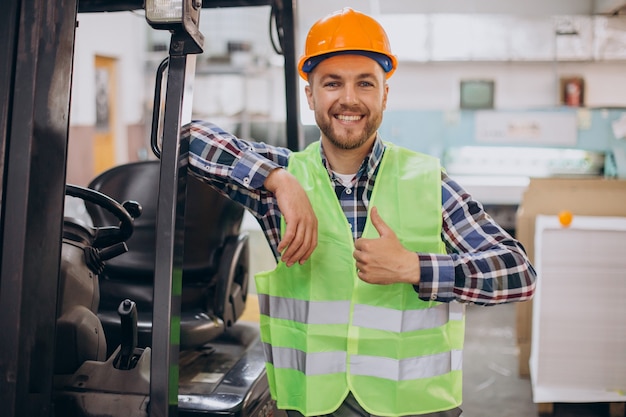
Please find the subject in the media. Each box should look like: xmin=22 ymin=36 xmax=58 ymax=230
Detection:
xmin=255 ymin=141 xmax=465 ymax=416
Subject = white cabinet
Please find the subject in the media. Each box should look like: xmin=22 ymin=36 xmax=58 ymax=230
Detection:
xmin=378 ymin=14 xmax=626 ymax=62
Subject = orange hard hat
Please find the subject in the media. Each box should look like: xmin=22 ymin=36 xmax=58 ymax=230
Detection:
xmin=298 ymin=7 xmax=398 ymax=80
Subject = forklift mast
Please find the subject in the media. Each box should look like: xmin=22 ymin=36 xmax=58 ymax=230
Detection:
xmin=0 ymin=1 xmax=301 ymax=416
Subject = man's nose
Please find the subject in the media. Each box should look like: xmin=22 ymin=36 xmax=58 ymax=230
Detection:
xmin=339 ymin=85 xmax=359 ymax=105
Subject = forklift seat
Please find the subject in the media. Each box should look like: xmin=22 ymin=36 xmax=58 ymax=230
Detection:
xmin=86 ymin=160 xmax=249 ymax=356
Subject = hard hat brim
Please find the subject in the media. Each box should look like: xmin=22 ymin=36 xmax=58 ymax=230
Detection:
xmin=301 ymin=50 xmax=394 ymax=74
xmin=298 ymin=50 xmax=397 ymax=80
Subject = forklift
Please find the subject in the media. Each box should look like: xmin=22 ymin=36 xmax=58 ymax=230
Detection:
xmin=0 ymin=1 xmax=302 ymax=416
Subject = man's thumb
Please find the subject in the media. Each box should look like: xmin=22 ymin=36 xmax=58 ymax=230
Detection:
xmin=370 ymin=206 xmax=391 ymax=237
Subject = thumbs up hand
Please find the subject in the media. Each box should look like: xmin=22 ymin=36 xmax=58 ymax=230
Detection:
xmin=353 ymin=206 xmax=421 ymax=285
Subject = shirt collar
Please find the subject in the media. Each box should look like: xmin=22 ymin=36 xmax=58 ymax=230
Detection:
xmin=319 ymin=134 xmax=386 ymax=183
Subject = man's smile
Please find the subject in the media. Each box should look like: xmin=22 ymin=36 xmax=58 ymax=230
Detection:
xmin=335 ymin=114 xmax=363 ymax=122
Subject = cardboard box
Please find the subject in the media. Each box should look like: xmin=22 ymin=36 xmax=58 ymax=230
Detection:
xmin=515 ymin=177 xmax=626 ymax=377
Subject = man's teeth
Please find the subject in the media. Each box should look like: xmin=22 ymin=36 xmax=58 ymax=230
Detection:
xmin=336 ymin=115 xmax=361 ymax=121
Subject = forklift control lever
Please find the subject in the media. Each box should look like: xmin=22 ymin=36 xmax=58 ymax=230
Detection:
xmin=114 ymin=299 xmax=139 ymax=370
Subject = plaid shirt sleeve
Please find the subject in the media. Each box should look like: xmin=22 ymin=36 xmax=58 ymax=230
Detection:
xmin=185 ymin=120 xmax=289 ymax=259
xmin=417 ymin=173 xmax=536 ymax=305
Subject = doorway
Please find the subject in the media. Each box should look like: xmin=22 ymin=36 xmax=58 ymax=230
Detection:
xmin=93 ymin=55 xmax=117 ymax=175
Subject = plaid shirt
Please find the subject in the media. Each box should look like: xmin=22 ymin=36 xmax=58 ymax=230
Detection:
xmin=186 ymin=121 xmax=536 ymax=305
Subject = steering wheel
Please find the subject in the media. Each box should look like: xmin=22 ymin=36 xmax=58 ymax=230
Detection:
xmin=65 ymin=184 xmax=141 ymax=249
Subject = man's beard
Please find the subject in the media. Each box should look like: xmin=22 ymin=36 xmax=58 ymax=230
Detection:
xmin=315 ymin=108 xmax=380 ymax=150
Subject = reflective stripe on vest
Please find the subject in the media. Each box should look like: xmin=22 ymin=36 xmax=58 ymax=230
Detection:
xmin=258 ymin=293 xmax=464 ymax=332
xmin=261 ymin=343 xmax=463 ymax=380
xmin=255 ymin=142 xmax=465 ymax=416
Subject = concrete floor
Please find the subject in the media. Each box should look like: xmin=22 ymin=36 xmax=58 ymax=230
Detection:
xmin=462 ymin=303 xmax=622 ymax=417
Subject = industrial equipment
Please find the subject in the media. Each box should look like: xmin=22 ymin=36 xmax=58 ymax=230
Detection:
xmin=0 ymin=1 xmax=300 ymax=416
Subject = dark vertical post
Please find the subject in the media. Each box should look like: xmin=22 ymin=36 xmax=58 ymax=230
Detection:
xmin=0 ymin=0 xmax=19 ymax=204
xmin=280 ymin=0 xmax=302 ymax=151
xmin=0 ymin=0 xmax=78 ymax=416
xmin=149 ymin=33 xmax=198 ymax=417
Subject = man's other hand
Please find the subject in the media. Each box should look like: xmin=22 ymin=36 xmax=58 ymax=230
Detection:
xmin=264 ymin=168 xmax=318 ymax=267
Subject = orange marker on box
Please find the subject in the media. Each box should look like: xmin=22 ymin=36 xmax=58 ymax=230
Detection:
xmin=558 ymin=210 xmax=573 ymax=227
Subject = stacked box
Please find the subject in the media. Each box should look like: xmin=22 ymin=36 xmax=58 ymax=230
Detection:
xmin=530 ymin=215 xmax=626 ymax=403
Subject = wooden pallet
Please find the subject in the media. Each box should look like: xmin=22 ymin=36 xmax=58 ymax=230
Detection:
xmin=538 ymin=402 xmax=625 ymax=417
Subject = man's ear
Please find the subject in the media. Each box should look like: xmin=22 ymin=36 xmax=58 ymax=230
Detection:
xmin=382 ymin=83 xmax=389 ymax=110
xmin=305 ymin=84 xmax=314 ymax=110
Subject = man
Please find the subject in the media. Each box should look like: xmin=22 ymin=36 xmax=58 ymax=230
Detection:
xmin=185 ymin=7 xmax=536 ymax=417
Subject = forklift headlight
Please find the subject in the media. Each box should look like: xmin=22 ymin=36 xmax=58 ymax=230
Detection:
xmin=146 ymin=0 xmax=201 ymax=28
xmin=146 ymin=0 xmax=183 ymax=24
xmin=145 ymin=0 xmax=204 ymax=51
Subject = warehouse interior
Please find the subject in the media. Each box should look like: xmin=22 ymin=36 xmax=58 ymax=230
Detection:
xmin=1 ymin=1 xmax=626 ymax=416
